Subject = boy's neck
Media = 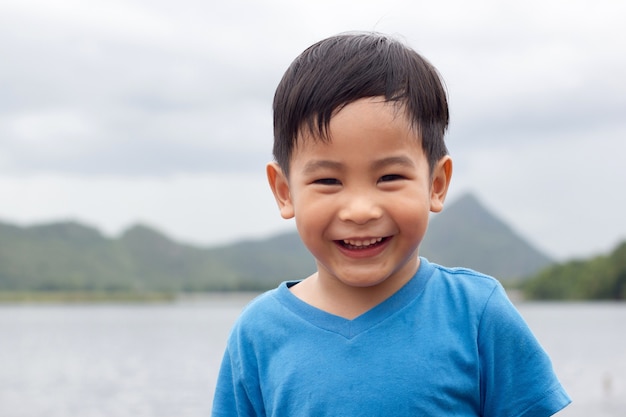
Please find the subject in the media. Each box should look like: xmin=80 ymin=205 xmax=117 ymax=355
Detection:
xmin=289 ymin=257 xmax=420 ymax=320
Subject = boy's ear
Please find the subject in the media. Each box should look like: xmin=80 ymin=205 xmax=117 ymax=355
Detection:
xmin=266 ymin=162 xmax=295 ymax=219
xmin=430 ymin=156 xmax=453 ymax=213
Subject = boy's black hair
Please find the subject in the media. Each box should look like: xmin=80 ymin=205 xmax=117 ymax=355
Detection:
xmin=272 ymin=32 xmax=449 ymax=177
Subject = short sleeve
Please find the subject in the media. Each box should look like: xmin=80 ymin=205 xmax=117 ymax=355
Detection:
xmin=478 ymin=284 xmax=571 ymax=417
xmin=211 ymin=336 xmax=264 ymax=417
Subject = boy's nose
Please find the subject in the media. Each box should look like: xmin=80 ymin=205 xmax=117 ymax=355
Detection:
xmin=337 ymin=194 xmax=383 ymax=225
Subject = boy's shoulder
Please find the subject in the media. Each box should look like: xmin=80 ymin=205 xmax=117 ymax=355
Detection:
xmin=418 ymin=259 xmax=521 ymax=325
xmin=429 ymin=259 xmax=498 ymax=280
xmin=425 ymin=259 xmax=504 ymax=296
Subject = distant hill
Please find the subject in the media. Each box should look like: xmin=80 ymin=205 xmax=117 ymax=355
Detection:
xmin=421 ymin=193 xmax=553 ymax=280
xmin=0 ymin=193 xmax=551 ymax=294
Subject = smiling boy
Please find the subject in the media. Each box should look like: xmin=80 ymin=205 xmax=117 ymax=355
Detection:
xmin=211 ymin=32 xmax=571 ymax=416
xmin=268 ymin=97 xmax=449 ymax=319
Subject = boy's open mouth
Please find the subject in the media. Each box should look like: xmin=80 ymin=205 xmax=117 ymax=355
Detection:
xmin=337 ymin=237 xmax=388 ymax=250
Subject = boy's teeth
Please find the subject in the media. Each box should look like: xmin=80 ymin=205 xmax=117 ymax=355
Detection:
xmin=343 ymin=237 xmax=383 ymax=247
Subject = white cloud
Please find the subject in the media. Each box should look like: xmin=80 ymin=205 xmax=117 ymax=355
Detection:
xmin=1 ymin=0 xmax=177 ymax=44
xmin=7 ymin=109 xmax=93 ymax=150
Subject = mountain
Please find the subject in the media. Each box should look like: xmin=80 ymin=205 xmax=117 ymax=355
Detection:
xmin=421 ymin=193 xmax=553 ymax=280
xmin=0 ymin=193 xmax=551 ymax=294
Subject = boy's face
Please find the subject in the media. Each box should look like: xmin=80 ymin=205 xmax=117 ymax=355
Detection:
xmin=268 ymin=97 xmax=452 ymax=293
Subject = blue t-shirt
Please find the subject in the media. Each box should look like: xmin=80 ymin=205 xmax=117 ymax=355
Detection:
xmin=212 ymin=258 xmax=570 ymax=416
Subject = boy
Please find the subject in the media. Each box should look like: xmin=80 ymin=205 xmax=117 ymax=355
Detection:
xmin=212 ymin=32 xmax=571 ymax=416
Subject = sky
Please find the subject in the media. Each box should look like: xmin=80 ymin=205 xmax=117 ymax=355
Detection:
xmin=0 ymin=0 xmax=624 ymax=261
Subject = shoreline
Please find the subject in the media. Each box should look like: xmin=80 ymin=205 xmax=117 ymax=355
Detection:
xmin=0 ymin=291 xmax=177 ymax=304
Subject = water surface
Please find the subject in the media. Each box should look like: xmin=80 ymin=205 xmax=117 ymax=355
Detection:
xmin=0 ymin=297 xmax=624 ymax=416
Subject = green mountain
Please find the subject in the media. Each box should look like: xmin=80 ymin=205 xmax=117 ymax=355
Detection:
xmin=0 ymin=193 xmax=551 ymax=294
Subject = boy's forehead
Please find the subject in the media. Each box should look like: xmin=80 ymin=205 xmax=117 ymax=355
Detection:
xmin=332 ymin=97 xmax=411 ymax=124
xmin=295 ymin=97 xmax=420 ymax=145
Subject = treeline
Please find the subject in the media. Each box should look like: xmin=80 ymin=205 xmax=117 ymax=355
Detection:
xmin=521 ymin=241 xmax=626 ymax=300
xmin=0 ymin=221 xmax=312 ymax=295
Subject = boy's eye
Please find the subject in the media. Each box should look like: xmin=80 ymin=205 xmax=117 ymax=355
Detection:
xmin=313 ymin=178 xmax=341 ymax=185
xmin=379 ymin=174 xmax=404 ymax=182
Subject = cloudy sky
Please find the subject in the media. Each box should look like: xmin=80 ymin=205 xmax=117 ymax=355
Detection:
xmin=1 ymin=0 xmax=624 ymax=261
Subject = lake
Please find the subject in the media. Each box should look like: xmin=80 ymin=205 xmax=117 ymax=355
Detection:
xmin=0 ymin=295 xmax=624 ymax=417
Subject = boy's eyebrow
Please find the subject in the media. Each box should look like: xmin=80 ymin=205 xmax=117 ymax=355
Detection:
xmin=302 ymin=159 xmax=343 ymax=174
xmin=371 ymin=156 xmax=416 ymax=170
